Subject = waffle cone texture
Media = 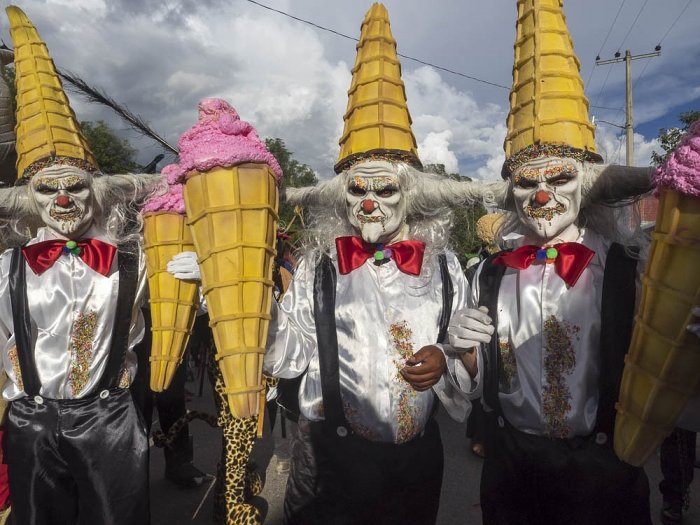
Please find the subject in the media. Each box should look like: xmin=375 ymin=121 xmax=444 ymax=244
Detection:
xmin=7 ymin=5 xmax=97 ymax=179
xmin=614 ymin=189 xmax=700 ymax=465
xmin=335 ymin=3 xmax=420 ymax=173
xmin=184 ymin=162 xmax=278 ymax=419
xmin=504 ymin=0 xmax=597 ymax=159
xmin=143 ymin=212 xmax=200 ymax=391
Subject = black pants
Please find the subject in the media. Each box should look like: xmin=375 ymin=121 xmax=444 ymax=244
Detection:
xmin=5 ymin=388 xmax=149 ymax=525
xmin=287 ymin=418 xmax=443 ymax=525
xmin=659 ymin=428 xmax=697 ymax=505
xmin=480 ymin=415 xmax=651 ymax=525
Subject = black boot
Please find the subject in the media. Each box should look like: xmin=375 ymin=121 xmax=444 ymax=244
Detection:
xmin=165 ymin=435 xmax=206 ymax=489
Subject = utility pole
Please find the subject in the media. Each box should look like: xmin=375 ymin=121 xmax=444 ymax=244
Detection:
xmin=595 ymin=47 xmax=660 ymax=166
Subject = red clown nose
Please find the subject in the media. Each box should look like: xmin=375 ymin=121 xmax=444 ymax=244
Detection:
xmin=534 ymin=190 xmax=550 ymax=205
xmin=55 ymin=195 xmax=71 ymax=207
xmin=362 ymin=199 xmax=377 ymax=213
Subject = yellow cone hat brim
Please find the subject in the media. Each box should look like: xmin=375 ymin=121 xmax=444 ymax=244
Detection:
xmin=335 ymin=3 xmax=420 ymax=174
xmin=7 ymin=5 xmax=97 ymax=180
xmin=504 ymin=0 xmax=598 ymax=163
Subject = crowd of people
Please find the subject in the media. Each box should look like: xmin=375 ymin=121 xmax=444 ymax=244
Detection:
xmin=0 ymin=1 xmax=698 ymax=525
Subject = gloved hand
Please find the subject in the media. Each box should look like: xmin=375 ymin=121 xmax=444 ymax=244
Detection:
xmin=167 ymin=251 xmax=201 ymax=281
xmin=448 ymin=306 xmax=495 ymax=351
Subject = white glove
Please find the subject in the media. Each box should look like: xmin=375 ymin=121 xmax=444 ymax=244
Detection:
xmin=448 ymin=306 xmax=495 ymax=352
xmin=689 ymin=306 xmax=700 ymax=337
xmin=167 ymin=251 xmax=201 ymax=281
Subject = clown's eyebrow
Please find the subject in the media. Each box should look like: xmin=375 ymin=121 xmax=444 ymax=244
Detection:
xmin=542 ymin=164 xmax=576 ymax=180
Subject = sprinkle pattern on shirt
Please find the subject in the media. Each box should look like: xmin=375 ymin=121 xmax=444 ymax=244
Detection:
xmin=7 ymin=346 xmax=23 ymax=392
xmin=542 ymin=315 xmax=579 ymax=438
xmin=499 ymin=339 xmax=517 ymax=390
xmin=68 ymin=311 xmax=97 ymax=396
xmin=389 ymin=321 xmax=422 ymax=444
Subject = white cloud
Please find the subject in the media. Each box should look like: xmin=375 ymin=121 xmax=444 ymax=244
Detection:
xmin=419 ymin=130 xmax=459 ymax=174
xmin=594 ymin=125 xmax=659 ymax=167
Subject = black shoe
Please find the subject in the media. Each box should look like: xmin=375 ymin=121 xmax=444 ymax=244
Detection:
xmin=165 ymin=461 xmax=206 ymax=489
xmin=661 ymin=499 xmax=683 ymax=525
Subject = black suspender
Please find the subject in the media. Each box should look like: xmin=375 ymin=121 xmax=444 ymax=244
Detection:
xmin=9 ymin=243 xmax=139 ymax=396
xmin=313 ymin=253 xmax=345 ymax=432
xmin=9 ymin=248 xmax=41 ymax=396
xmin=98 ymin=244 xmax=139 ymax=390
xmin=477 ymin=252 xmax=508 ymax=414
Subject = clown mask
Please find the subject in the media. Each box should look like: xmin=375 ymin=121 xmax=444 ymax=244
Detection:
xmin=511 ymin=156 xmax=582 ymax=244
xmin=30 ymin=165 xmax=96 ymax=239
xmin=345 ymin=160 xmax=407 ymax=244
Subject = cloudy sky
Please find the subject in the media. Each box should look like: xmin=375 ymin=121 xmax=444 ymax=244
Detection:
xmin=2 ymin=0 xmax=698 ymax=180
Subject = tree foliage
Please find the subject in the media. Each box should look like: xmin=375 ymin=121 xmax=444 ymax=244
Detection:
xmin=651 ymin=110 xmax=700 ymax=166
xmin=424 ymin=163 xmax=487 ymax=269
xmin=264 ymin=137 xmax=318 ymax=244
xmin=81 ymin=120 xmax=139 ymax=174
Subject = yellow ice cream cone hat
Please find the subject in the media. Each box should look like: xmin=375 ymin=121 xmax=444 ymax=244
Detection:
xmin=7 ymin=5 xmax=97 ymax=181
xmin=335 ymin=3 xmax=421 ymax=174
xmin=502 ymin=0 xmax=602 ymax=178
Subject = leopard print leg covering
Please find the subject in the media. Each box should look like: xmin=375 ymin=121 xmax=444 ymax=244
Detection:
xmin=208 ymin=352 xmax=263 ymax=525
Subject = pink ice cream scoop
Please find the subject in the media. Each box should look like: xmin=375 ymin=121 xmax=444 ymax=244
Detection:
xmin=177 ymin=98 xmax=283 ymax=184
xmin=654 ymin=119 xmax=700 ymax=198
xmin=142 ymin=163 xmax=187 ymax=214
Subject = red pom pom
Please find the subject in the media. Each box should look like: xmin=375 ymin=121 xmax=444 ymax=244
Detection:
xmin=55 ymin=195 xmax=71 ymax=207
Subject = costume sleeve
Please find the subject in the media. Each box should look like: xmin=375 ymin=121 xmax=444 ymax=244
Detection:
xmin=263 ymin=256 xmax=318 ymax=379
xmin=432 ymin=252 xmax=479 ymax=422
xmin=0 ymin=252 xmax=15 ymax=393
xmin=128 ymin=249 xmax=149 ymax=350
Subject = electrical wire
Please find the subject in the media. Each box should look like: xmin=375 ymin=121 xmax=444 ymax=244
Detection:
xmin=618 ymin=0 xmax=649 ymax=51
xmin=585 ymin=0 xmax=626 ymax=88
xmin=243 ymin=0 xmax=510 ymax=90
xmin=658 ymin=0 xmax=693 ymax=44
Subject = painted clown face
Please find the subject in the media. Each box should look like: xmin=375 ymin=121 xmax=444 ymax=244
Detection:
xmin=345 ymin=160 xmax=407 ymax=244
xmin=511 ymin=156 xmax=582 ymax=243
xmin=30 ymin=165 xmax=95 ymax=239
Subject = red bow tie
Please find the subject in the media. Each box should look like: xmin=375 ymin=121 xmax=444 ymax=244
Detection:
xmin=335 ymin=236 xmax=425 ymax=276
xmin=22 ymin=238 xmax=117 ymax=276
xmin=493 ymin=242 xmax=595 ymax=287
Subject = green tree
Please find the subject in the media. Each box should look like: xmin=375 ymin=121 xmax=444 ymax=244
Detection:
xmin=424 ymin=163 xmax=486 ymax=269
xmin=264 ymin=138 xmax=318 ymax=242
xmin=651 ymin=110 xmax=700 ymax=166
xmin=81 ymin=120 xmax=139 ymax=174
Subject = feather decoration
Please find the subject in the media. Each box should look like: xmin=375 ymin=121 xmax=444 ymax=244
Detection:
xmin=58 ymin=70 xmax=178 ymax=155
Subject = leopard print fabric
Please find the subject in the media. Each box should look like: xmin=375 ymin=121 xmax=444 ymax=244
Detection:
xmin=208 ymin=353 xmax=263 ymax=525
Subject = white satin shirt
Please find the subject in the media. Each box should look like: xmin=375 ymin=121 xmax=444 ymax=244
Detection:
xmin=264 ymin=249 xmax=477 ymax=444
xmin=471 ymin=229 xmax=616 ymax=438
xmin=0 ymin=226 xmax=146 ymax=401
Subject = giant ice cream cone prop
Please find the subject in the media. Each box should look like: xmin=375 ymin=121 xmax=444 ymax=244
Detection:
xmin=335 ymin=2 xmax=421 ymax=174
xmin=7 ymin=5 xmax=98 ymax=181
xmin=178 ymin=98 xmax=282 ymax=422
xmin=502 ymin=0 xmax=601 ymax=177
xmin=143 ymin=164 xmax=200 ymax=391
xmin=614 ymin=120 xmax=700 ymax=466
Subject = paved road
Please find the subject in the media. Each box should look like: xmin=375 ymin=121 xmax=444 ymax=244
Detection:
xmin=150 ymin=377 xmax=699 ymax=524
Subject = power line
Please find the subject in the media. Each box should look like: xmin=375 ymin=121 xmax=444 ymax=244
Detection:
xmin=243 ymin=0 xmax=510 ymax=90
xmin=659 ymin=0 xmax=693 ymax=44
xmin=618 ymin=0 xmax=649 ymax=51
xmin=586 ymin=0 xmax=626 ymax=89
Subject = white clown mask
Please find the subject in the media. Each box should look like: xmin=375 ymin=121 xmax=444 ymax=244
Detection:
xmin=345 ymin=160 xmax=407 ymax=244
xmin=511 ymin=156 xmax=582 ymax=244
xmin=29 ymin=165 xmax=96 ymax=239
